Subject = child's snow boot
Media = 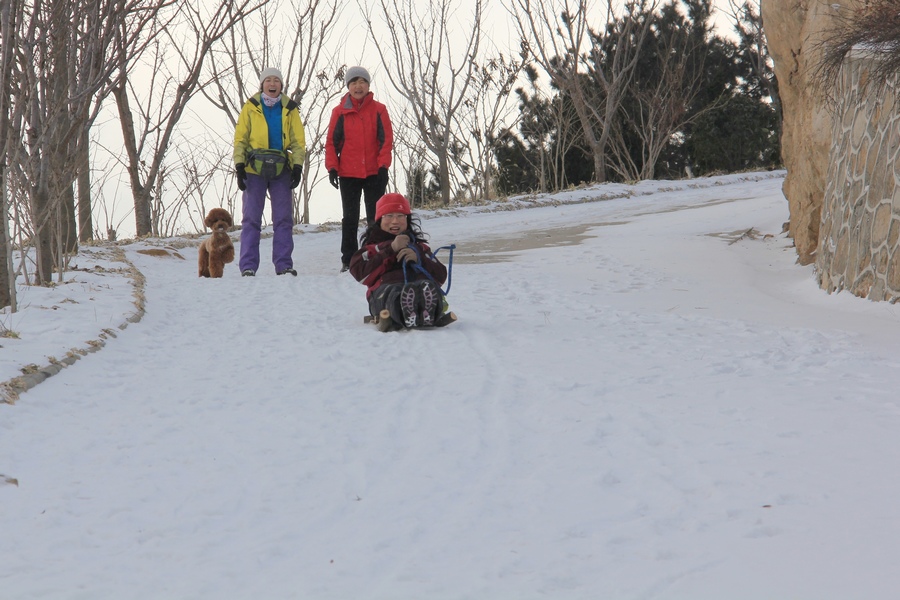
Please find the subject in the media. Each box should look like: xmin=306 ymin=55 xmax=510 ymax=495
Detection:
xmin=418 ymin=280 xmax=440 ymax=327
xmin=399 ymin=284 xmax=418 ymax=328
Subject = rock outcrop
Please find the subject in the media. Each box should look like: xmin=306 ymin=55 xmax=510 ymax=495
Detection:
xmin=760 ymin=0 xmax=863 ymax=265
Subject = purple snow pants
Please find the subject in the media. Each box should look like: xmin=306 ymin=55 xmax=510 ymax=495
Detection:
xmin=239 ymin=171 xmax=294 ymax=273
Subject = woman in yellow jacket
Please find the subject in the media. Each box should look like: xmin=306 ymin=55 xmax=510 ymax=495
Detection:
xmin=233 ymin=67 xmax=306 ymax=276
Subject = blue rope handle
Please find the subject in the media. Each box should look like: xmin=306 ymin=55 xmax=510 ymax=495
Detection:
xmin=401 ymin=243 xmax=456 ymax=295
xmin=432 ymin=244 xmax=455 ymax=295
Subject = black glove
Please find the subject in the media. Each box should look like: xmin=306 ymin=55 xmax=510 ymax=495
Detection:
xmin=329 ymin=169 xmax=339 ymax=189
xmin=290 ymin=164 xmax=303 ymax=189
xmin=235 ymin=163 xmax=247 ymax=191
xmin=377 ymin=166 xmax=389 ymax=188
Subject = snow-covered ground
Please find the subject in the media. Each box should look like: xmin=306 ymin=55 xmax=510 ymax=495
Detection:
xmin=3 ymin=171 xmax=900 ymax=599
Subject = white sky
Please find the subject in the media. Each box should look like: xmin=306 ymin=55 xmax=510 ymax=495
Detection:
xmin=95 ymin=0 xmax=746 ymax=237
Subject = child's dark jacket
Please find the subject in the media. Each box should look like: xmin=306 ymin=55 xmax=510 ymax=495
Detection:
xmin=349 ymin=228 xmax=447 ymax=299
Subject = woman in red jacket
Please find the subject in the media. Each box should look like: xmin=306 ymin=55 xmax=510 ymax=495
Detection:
xmin=325 ymin=66 xmax=394 ymax=272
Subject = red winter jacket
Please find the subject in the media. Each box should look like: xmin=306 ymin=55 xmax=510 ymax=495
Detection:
xmin=349 ymin=227 xmax=447 ymax=299
xmin=325 ymin=92 xmax=393 ymax=179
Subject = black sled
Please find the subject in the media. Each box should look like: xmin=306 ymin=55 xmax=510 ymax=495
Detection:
xmin=364 ymin=309 xmax=457 ymax=332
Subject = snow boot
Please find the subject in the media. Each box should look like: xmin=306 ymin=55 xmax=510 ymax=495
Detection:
xmin=399 ymin=284 xmax=418 ymax=328
xmin=418 ymin=280 xmax=441 ymax=327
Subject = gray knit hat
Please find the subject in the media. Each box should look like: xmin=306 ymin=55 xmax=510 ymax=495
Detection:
xmin=344 ymin=66 xmax=371 ymax=87
xmin=259 ymin=67 xmax=284 ymax=87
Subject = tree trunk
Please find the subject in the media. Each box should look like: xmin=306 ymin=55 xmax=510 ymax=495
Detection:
xmin=112 ymin=82 xmax=153 ymax=236
xmin=438 ymin=151 xmax=451 ymax=206
xmin=574 ymin=91 xmax=608 ymax=181
xmin=0 ymin=168 xmax=12 ymax=310
xmin=59 ymin=174 xmax=78 ymax=255
xmin=77 ymin=127 xmax=93 ymax=241
xmin=0 ymin=0 xmax=15 ymax=308
xmin=31 ymin=178 xmax=54 ymax=284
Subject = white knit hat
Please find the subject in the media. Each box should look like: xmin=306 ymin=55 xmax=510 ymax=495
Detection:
xmin=259 ymin=67 xmax=284 ymax=87
xmin=344 ymin=66 xmax=371 ymax=87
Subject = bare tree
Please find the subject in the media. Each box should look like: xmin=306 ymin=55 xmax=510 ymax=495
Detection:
xmin=510 ymin=0 xmax=656 ymax=183
xmin=85 ymin=144 xmax=133 ymax=242
xmin=5 ymin=0 xmax=167 ymax=286
xmin=0 ymin=0 xmax=20 ymax=309
xmin=453 ymin=46 xmax=528 ymax=201
xmin=112 ymin=0 xmax=269 ymax=238
xmin=76 ymin=126 xmax=94 ymax=242
xmin=726 ymin=0 xmax=780 ymax=153
xmin=510 ymin=65 xmax=584 ymax=192
xmin=727 ymin=1 xmax=777 ymax=103
xmin=609 ymin=15 xmax=717 ymax=181
xmin=397 ymin=140 xmax=432 ymax=207
xmin=364 ymin=0 xmax=484 ymax=206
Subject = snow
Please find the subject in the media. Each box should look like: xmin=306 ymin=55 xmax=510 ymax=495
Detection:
xmin=3 ymin=171 xmax=900 ymax=599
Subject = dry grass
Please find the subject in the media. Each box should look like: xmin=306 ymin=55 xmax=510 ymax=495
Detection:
xmin=816 ymin=1 xmax=900 ymax=100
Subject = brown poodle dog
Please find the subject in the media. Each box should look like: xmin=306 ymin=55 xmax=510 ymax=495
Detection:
xmin=198 ymin=208 xmax=235 ymax=278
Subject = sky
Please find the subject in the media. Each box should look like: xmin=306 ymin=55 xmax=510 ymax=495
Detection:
xmin=305 ymin=0 xmax=743 ymax=226
xmin=93 ymin=0 xmax=746 ymax=238
xmin=4 ymin=170 xmax=900 ymax=599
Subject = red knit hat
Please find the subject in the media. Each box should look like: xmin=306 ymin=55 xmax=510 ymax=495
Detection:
xmin=375 ymin=193 xmax=411 ymax=221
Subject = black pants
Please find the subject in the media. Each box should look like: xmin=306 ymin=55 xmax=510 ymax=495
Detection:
xmin=340 ymin=175 xmax=387 ymax=265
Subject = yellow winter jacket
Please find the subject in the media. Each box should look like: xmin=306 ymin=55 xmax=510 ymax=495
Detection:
xmin=233 ymin=93 xmax=306 ymax=174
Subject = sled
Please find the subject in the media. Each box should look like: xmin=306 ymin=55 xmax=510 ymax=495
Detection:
xmin=364 ymin=309 xmax=457 ymax=332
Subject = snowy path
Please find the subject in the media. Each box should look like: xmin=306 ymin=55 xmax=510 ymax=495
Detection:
xmin=4 ymin=174 xmax=900 ymax=598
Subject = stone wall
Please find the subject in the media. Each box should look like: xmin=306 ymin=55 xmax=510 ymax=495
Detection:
xmin=816 ymin=49 xmax=900 ymax=301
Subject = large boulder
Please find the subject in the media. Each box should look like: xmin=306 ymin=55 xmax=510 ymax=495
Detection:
xmin=760 ymin=0 xmax=862 ymax=264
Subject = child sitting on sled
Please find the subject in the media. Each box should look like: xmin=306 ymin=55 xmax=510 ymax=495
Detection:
xmin=349 ymin=193 xmax=451 ymax=329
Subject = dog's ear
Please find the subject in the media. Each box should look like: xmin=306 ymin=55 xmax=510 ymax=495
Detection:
xmin=204 ymin=212 xmax=214 ymax=228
